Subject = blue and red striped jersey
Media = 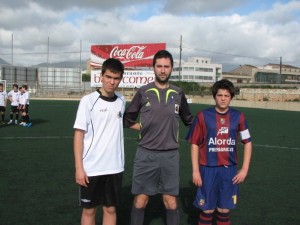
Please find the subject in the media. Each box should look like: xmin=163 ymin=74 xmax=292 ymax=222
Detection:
xmin=188 ymin=107 xmax=251 ymax=166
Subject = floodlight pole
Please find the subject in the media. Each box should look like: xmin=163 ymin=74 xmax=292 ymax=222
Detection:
xmin=11 ymin=33 xmax=13 ymax=85
xmin=179 ymin=35 xmax=182 ymax=81
xmin=80 ymin=40 xmax=84 ymax=92
xmin=279 ymin=56 xmax=282 ymax=84
xmin=47 ymin=36 xmax=49 ymax=91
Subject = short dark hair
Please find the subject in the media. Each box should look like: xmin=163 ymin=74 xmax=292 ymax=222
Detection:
xmin=211 ymin=79 xmax=235 ymax=99
xmin=101 ymin=58 xmax=124 ymax=78
xmin=22 ymin=84 xmax=28 ymax=90
xmin=13 ymin=84 xmax=18 ymax=88
xmin=153 ymin=50 xmax=174 ymax=67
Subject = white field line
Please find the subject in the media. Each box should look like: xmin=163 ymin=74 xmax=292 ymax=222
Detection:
xmin=0 ymin=136 xmax=72 ymax=139
xmin=1 ymin=136 xmax=299 ymax=150
xmin=252 ymin=144 xmax=300 ymax=150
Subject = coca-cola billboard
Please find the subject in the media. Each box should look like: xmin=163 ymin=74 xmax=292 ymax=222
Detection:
xmin=90 ymin=43 xmax=166 ymax=68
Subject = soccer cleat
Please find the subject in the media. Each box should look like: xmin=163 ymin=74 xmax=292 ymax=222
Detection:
xmin=19 ymin=122 xmax=25 ymax=126
xmin=15 ymin=120 xmax=18 ymax=125
xmin=26 ymin=123 xmax=32 ymax=127
xmin=8 ymin=120 xmax=13 ymax=125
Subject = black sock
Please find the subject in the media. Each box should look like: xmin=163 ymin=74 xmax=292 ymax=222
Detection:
xmin=10 ymin=114 xmax=13 ymax=120
xmin=130 ymin=205 xmax=145 ymax=225
xmin=166 ymin=208 xmax=179 ymax=225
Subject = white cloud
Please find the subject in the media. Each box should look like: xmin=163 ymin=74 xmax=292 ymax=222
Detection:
xmin=163 ymin=0 xmax=245 ymax=15
xmin=0 ymin=0 xmax=299 ymax=69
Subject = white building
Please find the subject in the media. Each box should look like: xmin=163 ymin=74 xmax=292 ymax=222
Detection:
xmin=171 ymin=57 xmax=222 ymax=83
xmin=38 ymin=67 xmax=82 ymax=90
xmin=222 ymin=64 xmax=300 ymax=84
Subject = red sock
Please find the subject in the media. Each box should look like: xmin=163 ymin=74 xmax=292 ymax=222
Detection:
xmin=198 ymin=211 xmax=213 ymax=225
xmin=216 ymin=211 xmax=230 ymax=225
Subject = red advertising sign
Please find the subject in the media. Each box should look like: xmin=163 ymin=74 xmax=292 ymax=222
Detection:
xmin=91 ymin=43 xmax=166 ymax=68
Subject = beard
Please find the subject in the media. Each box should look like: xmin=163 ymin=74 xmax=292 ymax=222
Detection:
xmin=155 ymin=73 xmax=171 ymax=84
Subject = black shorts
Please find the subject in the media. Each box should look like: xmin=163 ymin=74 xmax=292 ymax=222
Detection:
xmin=0 ymin=106 xmax=5 ymax=112
xmin=10 ymin=106 xmax=19 ymax=113
xmin=20 ymin=105 xmax=29 ymax=114
xmin=79 ymin=172 xmax=123 ymax=208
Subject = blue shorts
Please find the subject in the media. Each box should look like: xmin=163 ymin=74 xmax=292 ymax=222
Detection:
xmin=193 ymin=165 xmax=238 ymax=210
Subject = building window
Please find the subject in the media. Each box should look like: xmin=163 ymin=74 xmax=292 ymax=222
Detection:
xmin=183 ymin=67 xmax=194 ymax=71
xmin=195 ymin=67 xmax=213 ymax=72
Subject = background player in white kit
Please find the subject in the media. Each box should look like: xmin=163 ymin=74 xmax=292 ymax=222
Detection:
xmin=73 ymin=58 xmax=125 ymax=225
xmin=7 ymin=84 xmax=20 ymax=125
xmin=19 ymin=84 xmax=32 ymax=127
xmin=0 ymin=83 xmax=8 ymax=125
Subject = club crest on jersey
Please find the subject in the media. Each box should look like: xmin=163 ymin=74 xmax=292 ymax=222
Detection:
xmin=220 ymin=118 xmax=226 ymax=124
xmin=118 ymin=111 xmax=122 ymax=118
xmin=174 ymin=104 xmax=179 ymax=114
xmin=217 ymin=127 xmax=228 ymax=135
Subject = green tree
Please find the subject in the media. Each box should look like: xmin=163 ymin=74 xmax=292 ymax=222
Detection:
xmin=82 ymin=73 xmax=91 ymax=82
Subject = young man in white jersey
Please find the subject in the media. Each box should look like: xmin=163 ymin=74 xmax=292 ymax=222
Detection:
xmin=0 ymin=83 xmax=8 ymax=125
xmin=73 ymin=58 xmax=125 ymax=225
xmin=7 ymin=84 xmax=20 ymax=125
xmin=19 ymin=84 xmax=32 ymax=127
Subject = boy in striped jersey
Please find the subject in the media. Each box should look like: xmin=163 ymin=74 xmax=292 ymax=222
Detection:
xmin=188 ymin=79 xmax=252 ymax=225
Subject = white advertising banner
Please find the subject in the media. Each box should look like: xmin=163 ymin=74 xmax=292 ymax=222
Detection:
xmin=91 ymin=70 xmax=155 ymax=88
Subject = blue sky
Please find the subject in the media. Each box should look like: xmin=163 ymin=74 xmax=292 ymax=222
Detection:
xmin=0 ymin=0 xmax=299 ymax=70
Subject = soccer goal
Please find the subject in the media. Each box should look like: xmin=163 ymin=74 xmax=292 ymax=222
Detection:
xmin=0 ymin=79 xmax=6 ymax=91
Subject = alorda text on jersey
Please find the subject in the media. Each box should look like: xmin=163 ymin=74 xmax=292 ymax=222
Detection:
xmin=208 ymin=137 xmax=236 ymax=146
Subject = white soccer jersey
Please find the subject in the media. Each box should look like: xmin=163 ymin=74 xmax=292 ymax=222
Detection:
xmin=0 ymin=91 xmax=8 ymax=106
xmin=19 ymin=91 xmax=30 ymax=105
xmin=19 ymin=93 xmax=25 ymax=105
xmin=23 ymin=91 xmax=30 ymax=105
xmin=73 ymin=91 xmax=126 ymax=176
xmin=8 ymin=90 xmax=20 ymax=106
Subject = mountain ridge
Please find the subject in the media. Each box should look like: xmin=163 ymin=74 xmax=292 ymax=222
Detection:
xmin=0 ymin=58 xmax=87 ymax=70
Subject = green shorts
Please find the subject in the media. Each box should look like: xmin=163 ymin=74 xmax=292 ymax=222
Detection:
xmin=131 ymin=146 xmax=179 ymax=196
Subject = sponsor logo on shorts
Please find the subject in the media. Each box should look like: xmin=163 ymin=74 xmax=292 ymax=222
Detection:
xmin=198 ymin=198 xmax=205 ymax=206
xmin=81 ymin=199 xmax=91 ymax=203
